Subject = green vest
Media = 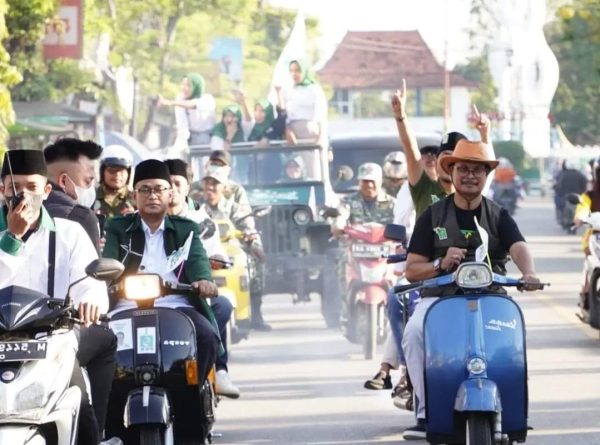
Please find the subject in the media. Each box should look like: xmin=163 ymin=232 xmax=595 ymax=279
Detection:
xmin=422 ymin=196 xmax=508 ymax=297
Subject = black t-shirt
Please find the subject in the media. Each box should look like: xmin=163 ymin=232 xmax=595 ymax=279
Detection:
xmin=408 ymin=202 xmax=525 ymax=260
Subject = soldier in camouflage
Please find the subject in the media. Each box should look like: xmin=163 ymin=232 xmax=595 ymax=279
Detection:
xmin=94 ymin=145 xmax=136 ymax=221
xmin=206 ymin=150 xmax=252 ymax=218
xmin=332 ymin=162 xmax=395 ymax=233
xmin=200 ymin=169 xmax=271 ymax=331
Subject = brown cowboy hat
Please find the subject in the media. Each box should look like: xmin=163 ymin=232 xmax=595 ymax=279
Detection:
xmin=439 ymin=140 xmax=499 ymax=174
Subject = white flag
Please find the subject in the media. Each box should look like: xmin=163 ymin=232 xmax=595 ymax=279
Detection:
xmin=474 ymin=216 xmax=489 ymax=264
xmin=268 ymin=10 xmax=306 ymax=104
xmin=165 ymin=232 xmax=194 ymax=273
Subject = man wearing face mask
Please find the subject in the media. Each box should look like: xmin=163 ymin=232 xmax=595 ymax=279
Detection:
xmin=43 ymin=138 xmax=103 ymax=253
xmin=0 ymin=150 xmax=118 ymax=445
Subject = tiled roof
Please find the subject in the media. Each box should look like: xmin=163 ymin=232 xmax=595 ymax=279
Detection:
xmin=317 ymin=31 xmax=475 ymax=89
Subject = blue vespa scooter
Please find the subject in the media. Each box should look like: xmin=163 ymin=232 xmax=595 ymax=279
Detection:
xmin=394 ymin=262 xmax=546 ymax=444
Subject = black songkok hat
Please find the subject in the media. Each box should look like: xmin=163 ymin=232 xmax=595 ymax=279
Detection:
xmin=439 ymin=131 xmax=467 ymax=153
xmin=1 ymin=150 xmax=47 ymax=178
xmin=133 ymin=159 xmax=171 ymax=186
xmin=164 ymin=159 xmax=189 ymax=179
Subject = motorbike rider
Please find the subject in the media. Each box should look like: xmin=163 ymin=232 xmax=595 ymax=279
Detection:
xmin=555 ymin=158 xmax=588 ymax=222
xmin=102 ymin=159 xmax=220 ymax=385
xmin=199 ymin=169 xmax=271 ymax=331
xmin=0 ymin=150 xmax=117 ymax=445
xmin=43 ymin=138 xmax=103 ymax=252
xmin=94 ymin=145 xmax=136 ymax=219
xmin=165 ymin=158 xmax=240 ymax=398
xmin=204 ymin=153 xmax=271 ymax=331
xmin=392 ymin=79 xmax=494 ymax=217
xmin=401 ymin=140 xmax=540 ymax=440
xmin=331 ymin=163 xmax=395 ymax=234
xmin=382 ymin=151 xmax=408 ymax=197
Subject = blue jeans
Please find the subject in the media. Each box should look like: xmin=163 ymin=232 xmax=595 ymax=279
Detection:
xmin=211 ymin=296 xmax=233 ymax=371
xmin=387 ymin=287 xmax=419 ymax=365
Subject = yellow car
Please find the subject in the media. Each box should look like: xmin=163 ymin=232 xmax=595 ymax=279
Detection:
xmin=211 ymin=218 xmax=252 ymax=344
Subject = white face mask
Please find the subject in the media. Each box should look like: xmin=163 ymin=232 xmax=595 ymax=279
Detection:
xmin=68 ymin=176 xmax=96 ymax=208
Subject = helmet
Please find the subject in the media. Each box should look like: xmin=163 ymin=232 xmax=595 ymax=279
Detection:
xmin=101 ymin=145 xmax=134 ymax=168
xmin=383 ymin=151 xmax=407 ymax=179
xmin=497 ymin=157 xmax=513 ymax=169
xmin=562 ymin=158 xmax=578 ymax=170
xmin=100 ymin=145 xmax=133 ymax=185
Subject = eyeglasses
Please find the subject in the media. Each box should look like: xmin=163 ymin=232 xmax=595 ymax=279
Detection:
xmin=136 ymin=186 xmax=171 ymax=196
xmin=454 ymin=164 xmax=488 ymax=178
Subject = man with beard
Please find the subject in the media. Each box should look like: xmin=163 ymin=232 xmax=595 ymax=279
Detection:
xmin=400 ymin=140 xmax=540 ymax=440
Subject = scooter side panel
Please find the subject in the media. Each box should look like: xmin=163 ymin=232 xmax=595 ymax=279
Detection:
xmin=424 ymin=295 xmax=527 ymax=438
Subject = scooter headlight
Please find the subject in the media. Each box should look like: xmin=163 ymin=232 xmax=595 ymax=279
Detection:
xmin=455 ymin=263 xmax=493 ymax=289
xmin=123 ymin=274 xmax=162 ymax=300
xmin=467 ymin=357 xmax=487 ymax=375
xmin=15 ymin=382 xmax=47 ymax=411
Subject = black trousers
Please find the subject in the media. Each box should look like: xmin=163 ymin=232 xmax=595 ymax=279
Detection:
xmin=211 ymin=296 xmax=233 ymax=371
xmin=177 ymin=307 xmax=219 ymax=382
xmin=72 ymin=324 xmax=117 ymax=444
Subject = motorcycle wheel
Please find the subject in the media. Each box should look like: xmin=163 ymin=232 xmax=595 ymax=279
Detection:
xmin=139 ymin=425 xmax=165 ymax=445
xmin=465 ymin=412 xmax=493 ymax=445
xmin=363 ymin=303 xmax=377 ymax=360
xmin=589 ymin=271 xmax=600 ymax=329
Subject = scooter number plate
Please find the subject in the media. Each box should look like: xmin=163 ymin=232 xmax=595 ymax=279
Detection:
xmin=352 ymin=244 xmax=388 ymax=258
xmin=0 ymin=341 xmax=47 ymax=362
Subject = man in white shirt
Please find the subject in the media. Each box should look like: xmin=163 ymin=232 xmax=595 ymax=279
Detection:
xmin=0 ymin=150 xmax=117 ymax=445
xmin=166 ymin=158 xmax=240 ymax=398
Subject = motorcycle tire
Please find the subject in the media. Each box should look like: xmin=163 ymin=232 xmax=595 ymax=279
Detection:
xmin=465 ymin=412 xmax=493 ymax=445
xmin=589 ymin=271 xmax=600 ymax=329
xmin=139 ymin=425 xmax=165 ymax=445
xmin=363 ymin=303 xmax=377 ymax=360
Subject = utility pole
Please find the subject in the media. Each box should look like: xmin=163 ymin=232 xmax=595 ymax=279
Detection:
xmin=443 ymin=0 xmax=450 ymax=131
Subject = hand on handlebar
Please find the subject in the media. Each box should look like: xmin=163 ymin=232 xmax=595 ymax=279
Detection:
xmin=441 ymin=247 xmax=467 ymax=271
xmin=518 ymin=274 xmax=542 ymax=292
xmin=192 ymin=280 xmax=218 ymax=298
xmin=78 ymin=302 xmax=100 ymax=326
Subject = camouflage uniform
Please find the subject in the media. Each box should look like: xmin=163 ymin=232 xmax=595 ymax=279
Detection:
xmin=223 ymin=180 xmax=252 ymax=220
xmin=94 ymin=185 xmax=135 ymax=219
xmin=341 ymin=191 xmax=396 ymax=226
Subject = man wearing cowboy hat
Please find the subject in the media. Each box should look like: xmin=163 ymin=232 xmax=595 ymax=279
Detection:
xmin=399 ymin=139 xmax=540 ymax=440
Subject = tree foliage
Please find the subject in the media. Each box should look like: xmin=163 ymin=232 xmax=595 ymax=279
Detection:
xmin=548 ymin=0 xmax=600 ymax=145
xmin=0 ymin=0 xmax=23 ymax=154
xmin=453 ymin=54 xmax=497 ymax=113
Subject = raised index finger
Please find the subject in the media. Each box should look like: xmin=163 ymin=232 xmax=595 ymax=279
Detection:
xmin=472 ymin=103 xmax=480 ymax=120
xmin=401 ymin=78 xmax=406 ymax=96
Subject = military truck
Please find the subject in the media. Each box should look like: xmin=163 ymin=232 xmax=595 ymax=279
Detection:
xmin=189 ymin=142 xmax=342 ymax=327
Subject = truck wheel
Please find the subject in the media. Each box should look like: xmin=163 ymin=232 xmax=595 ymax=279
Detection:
xmin=465 ymin=412 xmax=493 ymax=445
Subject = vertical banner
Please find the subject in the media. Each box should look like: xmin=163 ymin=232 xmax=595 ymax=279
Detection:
xmin=42 ymin=0 xmax=83 ymax=60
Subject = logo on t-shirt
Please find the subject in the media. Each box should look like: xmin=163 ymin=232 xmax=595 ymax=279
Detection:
xmin=461 ymin=230 xmax=476 ymax=240
xmin=431 ymin=195 xmax=440 ymax=204
xmin=434 ymin=226 xmax=448 ymax=240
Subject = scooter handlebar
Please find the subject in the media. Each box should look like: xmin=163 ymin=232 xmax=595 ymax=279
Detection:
xmin=386 ymin=254 xmax=407 ymax=264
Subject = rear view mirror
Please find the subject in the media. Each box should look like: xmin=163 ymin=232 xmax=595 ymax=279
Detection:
xmin=198 ymin=219 xmax=216 ymax=240
xmin=567 ymin=193 xmax=582 ymax=205
xmin=253 ymin=205 xmax=272 ymax=218
xmin=337 ymin=165 xmax=354 ymax=181
xmin=384 ymin=224 xmax=407 ymax=243
xmin=321 ymin=207 xmax=341 ymax=218
xmin=85 ymin=259 xmax=124 ymax=282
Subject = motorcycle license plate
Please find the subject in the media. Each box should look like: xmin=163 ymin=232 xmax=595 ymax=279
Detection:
xmin=0 ymin=341 xmax=47 ymax=362
xmin=352 ymin=244 xmax=387 ymax=258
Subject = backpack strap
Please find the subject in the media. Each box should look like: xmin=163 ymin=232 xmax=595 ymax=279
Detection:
xmin=47 ymin=230 xmax=56 ymax=298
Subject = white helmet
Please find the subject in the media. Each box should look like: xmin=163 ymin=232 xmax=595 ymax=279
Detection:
xmin=101 ymin=145 xmax=134 ymax=168
xmin=497 ymin=157 xmax=512 ymax=169
xmin=383 ymin=151 xmax=407 ymax=179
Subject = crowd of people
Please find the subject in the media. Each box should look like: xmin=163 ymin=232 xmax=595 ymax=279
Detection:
xmin=158 ymin=59 xmax=328 ymax=153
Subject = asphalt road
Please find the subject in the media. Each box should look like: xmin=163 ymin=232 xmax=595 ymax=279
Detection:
xmin=214 ymin=197 xmax=600 ymax=444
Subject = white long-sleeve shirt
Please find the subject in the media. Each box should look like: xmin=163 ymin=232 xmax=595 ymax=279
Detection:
xmin=0 ymin=211 xmax=109 ymax=313
xmin=285 ymin=83 xmax=328 ymax=124
xmin=174 ymin=94 xmax=217 ymax=144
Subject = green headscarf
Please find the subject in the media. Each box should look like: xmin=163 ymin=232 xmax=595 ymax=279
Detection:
xmin=289 ymin=59 xmax=315 ymax=86
xmin=248 ymin=99 xmax=275 ymax=142
xmin=186 ymin=73 xmax=205 ymax=99
xmin=211 ymin=104 xmax=244 ymax=143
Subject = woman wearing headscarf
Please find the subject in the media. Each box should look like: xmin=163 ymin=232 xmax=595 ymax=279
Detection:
xmin=159 ymin=73 xmax=216 ymax=146
xmin=210 ymin=104 xmax=246 ymax=151
xmin=284 ymin=60 xmax=328 ymax=147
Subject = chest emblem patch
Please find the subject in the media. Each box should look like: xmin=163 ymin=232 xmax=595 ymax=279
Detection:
xmin=434 ymin=226 xmax=448 ymax=240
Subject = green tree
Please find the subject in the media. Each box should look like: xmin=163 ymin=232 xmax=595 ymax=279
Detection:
xmin=548 ymin=0 xmax=600 ymax=145
xmin=0 ymin=0 xmax=23 ymax=155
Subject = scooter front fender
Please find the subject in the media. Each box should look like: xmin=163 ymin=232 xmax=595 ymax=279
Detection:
xmin=454 ymin=378 xmax=502 ymax=413
xmin=124 ymin=386 xmax=170 ymax=428
xmin=355 ymin=284 xmax=387 ymax=305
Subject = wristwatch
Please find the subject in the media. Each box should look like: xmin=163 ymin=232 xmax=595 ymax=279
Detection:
xmin=433 ymin=257 xmax=442 ymax=272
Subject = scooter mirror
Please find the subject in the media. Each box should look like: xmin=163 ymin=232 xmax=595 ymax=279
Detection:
xmin=384 ymin=224 xmax=407 ymax=243
xmin=321 ymin=207 xmax=341 ymax=218
xmin=567 ymin=193 xmax=583 ymax=205
xmin=253 ymin=205 xmax=272 ymax=218
xmin=198 ymin=219 xmax=217 ymax=240
xmin=85 ymin=258 xmax=124 ymax=282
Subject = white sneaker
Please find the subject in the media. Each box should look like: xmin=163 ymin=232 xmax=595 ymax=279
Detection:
xmin=215 ymin=369 xmax=240 ymax=399
xmin=100 ymin=438 xmax=123 ymax=445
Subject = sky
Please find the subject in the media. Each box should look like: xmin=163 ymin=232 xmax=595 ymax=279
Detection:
xmin=267 ymin=0 xmax=474 ymax=69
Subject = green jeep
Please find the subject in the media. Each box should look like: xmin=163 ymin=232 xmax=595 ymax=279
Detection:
xmin=189 ymin=142 xmax=342 ymax=327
